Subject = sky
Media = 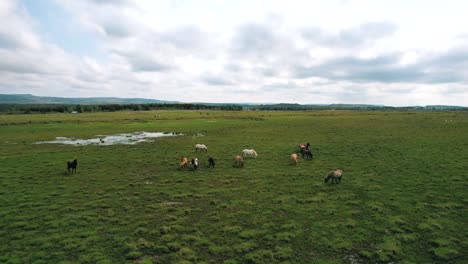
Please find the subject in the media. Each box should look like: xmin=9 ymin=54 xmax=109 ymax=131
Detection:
xmin=0 ymin=0 xmax=467 ymax=106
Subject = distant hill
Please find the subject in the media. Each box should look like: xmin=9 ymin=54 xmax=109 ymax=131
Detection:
xmin=0 ymin=94 xmax=466 ymax=111
xmin=0 ymin=94 xmax=176 ymax=105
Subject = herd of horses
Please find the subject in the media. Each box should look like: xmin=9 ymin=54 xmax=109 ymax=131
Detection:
xmin=67 ymin=142 xmax=342 ymax=184
xmin=179 ymin=143 xmax=343 ymax=184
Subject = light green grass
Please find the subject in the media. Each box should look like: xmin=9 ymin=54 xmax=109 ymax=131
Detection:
xmin=0 ymin=110 xmax=467 ymax=263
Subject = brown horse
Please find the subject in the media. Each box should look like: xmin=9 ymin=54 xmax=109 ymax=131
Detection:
xmin=298 ymin=143 xmax=310 ymax=151
xmin=233 ymin=155 xmax=244 ymax=167
xmin=179 ymin=157 xmax=188 ymax=169
xmin=290 ymin=153 xmax=298 ymax=165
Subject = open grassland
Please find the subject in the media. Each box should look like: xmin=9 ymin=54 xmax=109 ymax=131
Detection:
xmin=0 ymin=110 xmax=467 ymax=264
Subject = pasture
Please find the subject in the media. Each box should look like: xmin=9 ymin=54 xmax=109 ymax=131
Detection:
xmin=0 ymin=110 xmax=467 ymax=263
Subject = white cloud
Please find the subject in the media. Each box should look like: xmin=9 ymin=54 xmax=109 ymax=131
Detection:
xmin=0 ymin=0 xmax=467 ymax=105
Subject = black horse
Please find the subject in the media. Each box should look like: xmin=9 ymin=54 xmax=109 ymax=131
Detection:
xmin=299 ymin=142 xmax=311 ymax=151
xmin=67 ymin=159 xmax=78 ymax=174
xmin=208 ymin=156 xmax=215 ymax=168
xmin=301 ymin=148 xmax=313 ymax=159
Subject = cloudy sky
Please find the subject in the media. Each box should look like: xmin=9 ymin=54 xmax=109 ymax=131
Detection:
xmin=0 ymin=0 xmax=467 ymax=105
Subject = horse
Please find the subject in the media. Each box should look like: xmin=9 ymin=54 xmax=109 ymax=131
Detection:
xmin=242 ymin=149 xmax=258 ymax=158
xmin=191 ymin=158 xmax=199 ymax=170
xmin=298 ymin=143 xmax=310 ymax=151
xmin=179 ymin=157 xmax=188 ymax=169
xmin=67 ymin=159 xmax=77 ymax=174
xmin=290 ymin=153 xmax=298 ymax=165
xmin=195 ymin=144 xmax=208 ymax=153
xmin=208 ymin=156 xmax=215 ymax=168
xmin=301 ymin=148 xmax=313 ymax=159
xmin=325 ymin=169 xmax=343 ymax=184
xmin=233 ymin=155 xmax=244 ymax=167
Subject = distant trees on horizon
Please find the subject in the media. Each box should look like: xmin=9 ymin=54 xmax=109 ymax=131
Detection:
xmin=0 ymin=103 xmax=243 ymax=114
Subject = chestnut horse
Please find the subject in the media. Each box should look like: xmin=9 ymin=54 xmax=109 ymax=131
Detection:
xmin=179 ymin=157 xmax=188 ymax=169
xmin=290 ymin=153 xmax=298 ymax=165
xmin=233 ymin=155 xmax=244 ymax=167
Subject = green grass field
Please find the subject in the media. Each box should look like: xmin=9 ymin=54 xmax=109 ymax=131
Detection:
xmin=0 ymin=110 xmax=467 ymax=264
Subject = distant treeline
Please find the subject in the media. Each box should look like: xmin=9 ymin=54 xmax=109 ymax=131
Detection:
xmin=0 ymin=103 xmax=242 ymax=114
xmin=0 ymin=102 xmax=466 ymax=114
xmin=249 ymin=103 xmax=468 ymax=111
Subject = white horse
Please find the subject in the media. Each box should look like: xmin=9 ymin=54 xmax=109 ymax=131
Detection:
xmin=242 ymin=149 xmax=258 ymax=158
xmin=195 ymin=144 xmax=208 ymax=153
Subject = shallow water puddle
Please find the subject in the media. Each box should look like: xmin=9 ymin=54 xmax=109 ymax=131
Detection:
xmin=35 ymin=131 xmax=182 ymax=146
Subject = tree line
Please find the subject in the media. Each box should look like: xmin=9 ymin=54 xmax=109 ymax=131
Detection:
xmin=0 ymin=103 xmax=243 ymax=114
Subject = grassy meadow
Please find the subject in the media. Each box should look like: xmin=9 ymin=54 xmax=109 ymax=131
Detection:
xmin=0 ymin=110 xmax=467 ymax=263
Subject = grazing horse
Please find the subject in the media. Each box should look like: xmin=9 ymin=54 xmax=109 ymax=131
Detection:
xmin=233 ymin=155 xmax=244 ymax=167
xmin=67 ymin=159 xmax=78 ymax=174
xmin=179 ymin=157 xmax=188 ymax=169
xmin=242 ymin=149 xmax=258 ymax=158
xmin=301 ymin=148 xmax=313 ymax=159
xmin=191 ymin=158 xmax=199 ymax=170
xmin=208 ymin=156 xmax=215 ymax=168
xmin=195 ymin=144 xmax=208 ymax=153
xmin=325 ymin=169 xmax=343 ymax=184
xmin=298 ymin=143 xmax=311 ymax=151
xmin=290 ymin=153 xmax=298 ymax=165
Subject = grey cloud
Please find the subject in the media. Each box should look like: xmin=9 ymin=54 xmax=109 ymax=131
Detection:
xmin=231 ymin=23 xmax=277 ymax=58
xmin=259 ymin=67 xmax=277 ymax=77
xmin=0 ymin=49 xmax=70 ymax=74
xmin=101 ymin=19 xmax=136 ymax=37
xmin=294 ymin=54 xmax=427 ymax=83
xmin=443 ymin=87 xmax=468 ymax=94
xmin=201 ymin=75 xmax=234 ymax=86
xmin=294 ymin=48 xmax=468 ymax=84
xmin=301 ymin=22 xmax=398 ymax=48
xmin=301 ymin=27 xmax=327 ymax=42
xmin=160 ymin=26 xmax=209 ymax=51
xmin=129 ymin=56 xmax=173 ymax=72
xmin=0 ymin=32 xmax=17 ymax=49
xmin=229 ymin=21 xmax=310 ymax=78
xmin=262 ymin=81 xmax=299 ymax=90
xmin=108 ymin=26 xmax=217 ymax=72
xmin=87 ymin=0 xmax=134 ymax=7
xmin=224 ymin=63 xmax=243 ymax=73
xmin=429 ymin=47 xmax=468 ymax=68
xmin=0 ymin=60 xmax=42 ymax=74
